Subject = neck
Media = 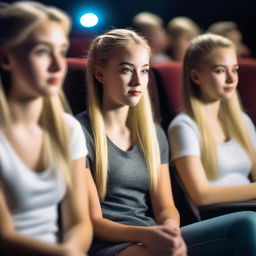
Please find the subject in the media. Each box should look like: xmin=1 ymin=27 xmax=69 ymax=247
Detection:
xmin=102 ymin=105 xmax=130 ymax=130
xmin=8 ymin=97 xmax=43 ymax=126
xmin=204 ymin=100 xmax=220 ymax=121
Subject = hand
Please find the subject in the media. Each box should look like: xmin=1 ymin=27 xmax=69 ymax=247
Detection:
xmin=142 ymin=225 xmax=182 ymax=256
xmin=163 ymin=220 xmax=187 ymax=256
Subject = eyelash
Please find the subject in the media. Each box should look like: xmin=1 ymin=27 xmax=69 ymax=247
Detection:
xmin=215 ymin=68 xmax=239 ymax=74
xmin=121 ymin=68 xmax=149 ymax=74
xmin=35 ymin=48 xmax=49 ymax=56
xmin=34 ymin=48 xmax=68 ymax=58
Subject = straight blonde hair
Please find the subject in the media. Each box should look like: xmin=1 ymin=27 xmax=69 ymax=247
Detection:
xmin=86 ymin=29 xmax=161 ymax=199
xmin=0 ymin=1 xmax=72 ymax=185
xmin=183 ymin=33 xmax=256 ymax=180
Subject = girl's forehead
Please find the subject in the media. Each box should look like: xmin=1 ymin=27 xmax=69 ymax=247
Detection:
xmin=108 ymin=44 xmax=150 ymax=60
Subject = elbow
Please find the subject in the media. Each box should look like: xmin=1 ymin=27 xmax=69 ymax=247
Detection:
xmin=189 ymin=188 xmax=214 ymax=207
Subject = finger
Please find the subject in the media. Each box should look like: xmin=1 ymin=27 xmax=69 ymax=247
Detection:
xmin=162 ymin=226 xmax=180 ymax=236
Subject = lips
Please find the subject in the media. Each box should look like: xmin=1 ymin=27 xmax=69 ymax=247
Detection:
xmin=224 ymin=87 xmax=234 ymax=92
xmin=47 ymin=77 xmax=61 ymax=85
xmin=128 ymin=90 xmax=142 ymax=96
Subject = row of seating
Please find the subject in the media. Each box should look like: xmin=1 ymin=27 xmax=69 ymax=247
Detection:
xmin=63 ymin=57 xmax=256 ymax=225
xmin=64 ymin=57 xmax=256 ymax=129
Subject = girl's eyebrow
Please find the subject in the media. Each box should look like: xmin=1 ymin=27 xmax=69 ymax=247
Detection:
xmin=212 ymin=63 xmax=239 ymax=68
xmin=26 ymin=40 xmax=69 ymax=49
xmin=118 ymin=62 xmax=149 ymax=67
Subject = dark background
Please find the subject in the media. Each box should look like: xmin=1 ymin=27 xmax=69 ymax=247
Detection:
xmin=5 ymin=0 xmax=256 ymax=57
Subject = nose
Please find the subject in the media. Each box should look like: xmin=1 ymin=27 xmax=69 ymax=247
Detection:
xmin=226 ymin=70 xmax=236 ymax=84
xmin=49 ymin=53 xmax=65 ymax=73
xmin=130 ymin=70 xmax=141 ymax=87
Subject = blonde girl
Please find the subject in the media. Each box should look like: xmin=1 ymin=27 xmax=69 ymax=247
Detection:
xmin=169 ymin=33 xmax=256 ymax=206
xmin=0 ymin=2 xmax=92 ymax=255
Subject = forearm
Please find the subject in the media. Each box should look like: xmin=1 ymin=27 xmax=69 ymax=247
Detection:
xmin=194 ymin=182 xmax=256 ymax=206
xmin=155 ymin=206 xmax=180 ymax=228
xmin=93 ymin=217 xmax=150 ymax=244
xmin=63 ymin=221 xmax=93 ymax=253
xmin=0 ymin=232 xmax=65 ymax=256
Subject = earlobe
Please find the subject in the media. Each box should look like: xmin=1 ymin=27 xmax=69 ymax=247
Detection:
xmin=93 ymin=65 xmax=104 ymax=83
xmin=190 ymin=69 xmax=201 ymax=85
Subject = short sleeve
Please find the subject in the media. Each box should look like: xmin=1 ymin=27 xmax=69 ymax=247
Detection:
xmin=64 ymin=113 xmax=88 ymax=160
xmin=155 ymin=124 xmax=169 ymax=164
xmin=243 ymin=113 xmax=256 ymax=149
xmin=168 ymin=113 xmax=201 ymax=161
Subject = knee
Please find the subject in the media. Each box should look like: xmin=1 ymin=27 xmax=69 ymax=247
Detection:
xmin=226 ymin=211 xmax=256 ymax=237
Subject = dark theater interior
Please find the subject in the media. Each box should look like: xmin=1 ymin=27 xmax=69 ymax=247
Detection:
xmin=1 ymin=1 xmax=256 ymax=255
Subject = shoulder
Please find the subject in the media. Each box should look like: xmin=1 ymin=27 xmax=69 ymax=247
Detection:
xmin=75 ymin=111 xmax=92 ymax=132
xmin=155 ymin=123 xmax=167 ymax=141
xmin=242 ymin=112 xmax=255 ymax=128
xmin=63 ymin=112 xmax=84 ymax=131
xmin=75 ymin=111 xmax=95 ymax=150
xmin=168 ymin=112 xmax=199 ymax=136
xmin=242 ymin=112 xmax=256 ymax=143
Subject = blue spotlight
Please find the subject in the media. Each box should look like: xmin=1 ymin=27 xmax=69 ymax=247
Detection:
xmin=80 ymin=13 xmax=98 ymax=28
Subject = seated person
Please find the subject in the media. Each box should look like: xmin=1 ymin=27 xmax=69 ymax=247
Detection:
xmin=207 ymin=21 xmax=251 ymax=58
xmin=167 ymin=16 xmax=200 ymax=61
xmin=169 ymin=33 xmax=256 ymax=208
xmin=132 ymin=12 xmax=171 ymax=63
xmin=0 ymin=2 xmax=92 ymax=255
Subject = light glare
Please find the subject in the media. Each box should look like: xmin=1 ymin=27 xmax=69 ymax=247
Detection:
xmin=80 ymin=13 xmax=98 ymax=27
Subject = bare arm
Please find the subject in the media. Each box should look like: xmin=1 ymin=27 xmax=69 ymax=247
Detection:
xmin=61 ymin=157 xmax=93 ymax=254
xmin=151 ymin=163 xmax=180 ymax=228
xmin=175 ymin=155 xmax=256 ymax=206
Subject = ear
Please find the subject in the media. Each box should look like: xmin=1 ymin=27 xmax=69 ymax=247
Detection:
xmin=0 ymin=51 xmax=13 ymax=71
xmin=190 ymin=69 xmax=201 ymax=86
xmin=93 ymin=64 xmax=104 ymax=83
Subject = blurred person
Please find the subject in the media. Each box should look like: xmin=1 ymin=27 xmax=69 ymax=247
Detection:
xmin=167 ymin=16 xmax=200 ymax=62
xmin=169 ymin=34 xmax=256 ymax=209
xmin=132 ymin=12 xmax=171 ymax=63
xmin=207 ymin=21 xmax=251 ymax=58
xmin=0 ymin=1 xmax=92 ymax=255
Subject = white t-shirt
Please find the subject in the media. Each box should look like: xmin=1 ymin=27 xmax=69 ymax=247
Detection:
xmin=0 ymin=114 xmax=87 ymax=243
xmin=168 ymin=112 xmax=256 ymax=186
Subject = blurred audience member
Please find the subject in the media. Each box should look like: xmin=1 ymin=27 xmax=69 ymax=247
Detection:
xmin=132 ymin=12 xmax=171 ymax=63
xmin=207 ymin=21 xmax=251 ymax=58
xmin=167 ymin=16 xmax=200 ymax=62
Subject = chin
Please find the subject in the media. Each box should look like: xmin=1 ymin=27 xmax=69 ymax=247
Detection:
xmin=127 ymin=99 xmax=141 ymax=107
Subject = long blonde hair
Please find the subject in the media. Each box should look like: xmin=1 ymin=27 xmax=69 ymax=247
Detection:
xmin=183 ymin=33 xmax=256 ymax=180
xmin=0 ymin=1 xmax=72 ymax=185
xmin=87 ymin=29 xmax=161 ymax=199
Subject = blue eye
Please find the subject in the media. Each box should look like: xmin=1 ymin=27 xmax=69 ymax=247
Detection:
xmin=141 ymin=69 xmax=149 ymax=74
xmin=215 ymin=69 xmax=225 ymax=74
xmin=122 ymin=68 xmax=133 ymax=74
xmin=233 ymin=68 xmax=239 ymax=73
xmin=35 ymin=48 xmax=49 ymax=56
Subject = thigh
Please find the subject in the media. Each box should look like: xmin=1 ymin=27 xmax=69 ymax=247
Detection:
xmin=118 ymin=244 xmax=154 ymax=256
xmin=181 ymin=211 xmax=256 ymax=256
xmin=89 ymin=242 xmax=134 ymax=256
